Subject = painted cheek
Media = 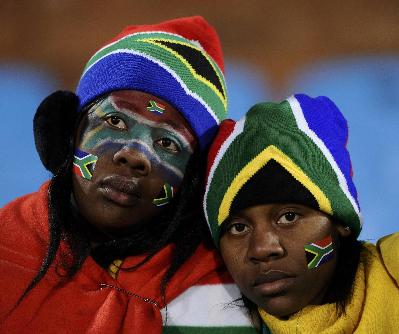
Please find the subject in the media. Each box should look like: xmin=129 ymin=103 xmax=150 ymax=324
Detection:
xmin=304 ymin=234 xmax=335 ymax=269
xmin=123 ymin=140 xmax=184 ymax=186
xmin=73 ymin=148 xmax=98 ymax=181
xmin=152 ymin=183 xmax=174 ymax=207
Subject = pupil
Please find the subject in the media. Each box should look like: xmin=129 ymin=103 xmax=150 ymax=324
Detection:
xmin=235 ymin=224 xmax=245 ymax=232
xmin=285 ymin=213 xmax=295 ymax=221
xmin=111 ymin=116 xmax=119 ymax=125
xmin=162 ymin=138 xmax=171 ymax=146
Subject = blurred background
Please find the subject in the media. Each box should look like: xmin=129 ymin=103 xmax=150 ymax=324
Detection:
xmin=0 ymin=0 xmax=398 ymax=241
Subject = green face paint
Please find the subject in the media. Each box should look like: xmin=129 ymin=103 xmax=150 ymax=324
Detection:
xmin=304 ymin=235 xmax=334 ymax=269
xmin=73 ymin=149 xmax=98 ymax=180
xmin=152 ymin=183 xmax=174 ymax=207
xmin=78 ymin=95 xmax=194 ymax=187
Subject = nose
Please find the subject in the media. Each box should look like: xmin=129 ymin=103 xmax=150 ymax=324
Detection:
xmin=113 ymin=147 xmax=151 ymax=177
xmin=247 ymin=228 xmax=285 ymax=263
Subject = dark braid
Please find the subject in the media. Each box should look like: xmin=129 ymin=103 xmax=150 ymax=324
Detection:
xmin=15 ymin=174 xmax=64 ymax=306
xmin=322 ymin=234 xmax=363 ymax=315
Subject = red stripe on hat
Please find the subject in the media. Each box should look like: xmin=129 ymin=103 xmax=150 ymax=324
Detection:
xmin=206 ymin=119 xmax=236 ymax=180
xmin=103 ymin=16 xmax=224 ymax=72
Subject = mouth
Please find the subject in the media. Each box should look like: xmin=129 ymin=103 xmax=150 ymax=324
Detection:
xmin=253 ymin=270 xmax=296 ymax=296
xmin=98 ymin=175 xmax=141 ymax=207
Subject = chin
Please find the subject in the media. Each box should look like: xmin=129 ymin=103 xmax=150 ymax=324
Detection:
xmin=258 ymin=295 xmax=302 ymax=318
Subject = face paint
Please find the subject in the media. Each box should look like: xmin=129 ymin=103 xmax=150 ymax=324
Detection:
xmin=147 ymin=100 xmax=165 ymax=115
xmin=73 ymin=148 xmax=98 ymax=180
xmin=304 ymin=234 xmax=334 ymax=269
xmin=108 ymin=259 xmax=123 ymax=279
xmin=79 ymin=95 xmax=194 ymax=187
xmin=152 ymin=183 xmax=174 ymax=207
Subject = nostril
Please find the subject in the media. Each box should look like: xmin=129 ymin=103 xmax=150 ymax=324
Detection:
xmin=119 ymin=157 xmax=128 ymax=164
xmin=113 ymin=148 xmax=151 ymax=176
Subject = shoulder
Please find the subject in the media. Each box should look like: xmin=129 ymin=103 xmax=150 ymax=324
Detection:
xmin=0 ymin=182 xmax=50 ymax=268
xmin=376 ymin=232 xmax=399 ymax=284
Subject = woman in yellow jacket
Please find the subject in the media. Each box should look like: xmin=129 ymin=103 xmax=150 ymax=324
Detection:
xmin=204 ymin=93 xmax=399 ymax=333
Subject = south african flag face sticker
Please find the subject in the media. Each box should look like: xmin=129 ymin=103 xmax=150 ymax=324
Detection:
xmin=152 ymin=183 xmax=174 ymax=207
xmin=304 ymin=235 xmax=334 ymax=269
xmin=73 ymin=149 xmax=98 ymax=180
xmin=147 ymin=100 xmax=166 ymax=115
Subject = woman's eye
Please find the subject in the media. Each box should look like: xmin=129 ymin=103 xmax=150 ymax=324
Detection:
xmin=155 ymin=138 xmax=180 ymax=154
xmin=278 ymin=212 xmax=299 ymax=225
xmin=105 ymin=116 xmax=127 ymax=130
xmin=228 ymin=223 xmax=249 ymax=235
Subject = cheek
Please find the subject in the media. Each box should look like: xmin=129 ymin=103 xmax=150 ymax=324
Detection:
xmin=72 ymin=148 xmax=99 ymax=181
xmin=303 ymin=234 xmax=335 ymax=270
xmin=220 ymin=238 xmax=248 ymax=284
xmin=154 ymin=151 xmax=192 ymax=188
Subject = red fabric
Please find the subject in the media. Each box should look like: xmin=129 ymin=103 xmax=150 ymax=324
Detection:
xmin=206 ymin=119 xmax=236 ymax=179
xmin=0 ymin=183 xmax=228 ymax=333
xmin=104 ymin=16 xmax=225 ymax=72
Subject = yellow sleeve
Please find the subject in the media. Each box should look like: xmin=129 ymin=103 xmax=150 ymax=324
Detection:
xmin=377 ymin=232 xmax=399 ymax=284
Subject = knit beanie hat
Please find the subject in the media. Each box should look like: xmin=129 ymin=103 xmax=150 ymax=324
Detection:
xmin=204 ymin=94 xmax=362 ymax=244
xmin=76 ymin=16 xmax=227 ymax=150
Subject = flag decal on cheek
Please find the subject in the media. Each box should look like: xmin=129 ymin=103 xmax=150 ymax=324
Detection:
xmin=147 ymin=100 xmax=166 ymax=114
xmin=73 ymin=149 xmax=98 ymax=180
xmin=304 ymin=235 xmax=334 ymax=269
xmin=152 ymin=183 xmax=174 ymax=207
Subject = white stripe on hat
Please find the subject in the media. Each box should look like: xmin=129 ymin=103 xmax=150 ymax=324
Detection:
xmin=287 ymin=95 xmax=362 ymax=225
xmin=203 ymin=116 xmax=246 ymax=228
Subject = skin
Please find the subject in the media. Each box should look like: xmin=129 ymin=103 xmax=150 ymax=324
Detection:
xmin=72 ymin=90 xmax=197 ymax=236
xmin=220 ymin=203 xmax=350 ymax=318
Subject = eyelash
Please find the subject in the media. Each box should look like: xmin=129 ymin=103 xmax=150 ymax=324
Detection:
xmin=276 ymin=211 xmax=301 ymax=225
xmin=224 ymin=221 xmax=250 ymax=236
xmin=105 ymin=115 xmax=127 ymax=130
xmin=224 ymin=210 xmax=301 ymax=236
xmin=154 ymin=137 xmax=180 ymax=154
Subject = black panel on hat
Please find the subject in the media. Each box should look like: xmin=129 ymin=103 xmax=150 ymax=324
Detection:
xmin=231 ymin=159 xmax=319 ymax=214
xmin=156 ymin=40 xmax=225 ymax=98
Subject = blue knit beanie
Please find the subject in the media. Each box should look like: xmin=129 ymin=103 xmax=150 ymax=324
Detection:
xmin=75 ymin=16 xmax=227 ymax=150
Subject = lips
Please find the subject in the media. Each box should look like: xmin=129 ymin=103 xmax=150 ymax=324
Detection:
xmin=98 ymin=175 xmax=141 ymax=207
xmin=253 ymin=270 xmax=296 ymax=296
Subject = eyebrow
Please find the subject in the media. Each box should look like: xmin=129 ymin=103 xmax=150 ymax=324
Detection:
xmin=112 ymin=99 xmax=138 ymax=113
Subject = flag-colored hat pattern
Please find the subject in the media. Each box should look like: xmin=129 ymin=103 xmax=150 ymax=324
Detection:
xmin=76 ymin=16 xmax=227 ymax=150
xmin=204 ymin=94 xmax=362 ymax=243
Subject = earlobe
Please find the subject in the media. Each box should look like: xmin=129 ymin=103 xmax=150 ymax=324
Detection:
xmin=337 ymin=224 xmax=352 ymax=238
xmin=34 ymin=91 xmax=80 ymax=174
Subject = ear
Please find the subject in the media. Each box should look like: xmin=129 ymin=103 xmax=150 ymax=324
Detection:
xmin=336 ymin=224 xmax=352 ymax=238
xmin=33 ymin=90 xmax=80 ymax=174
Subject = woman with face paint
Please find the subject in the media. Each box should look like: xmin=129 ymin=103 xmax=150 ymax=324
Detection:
xmin=204 ymin=94 xmax=399 ymax=333
xmin=0 ymin=17 xmax=257 ymax=333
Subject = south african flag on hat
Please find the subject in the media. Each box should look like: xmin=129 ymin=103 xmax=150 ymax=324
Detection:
xmin=204 ymin=94 xmax=362 ymax=244
xmin=76 ymin=16 xmax=227 ymax=150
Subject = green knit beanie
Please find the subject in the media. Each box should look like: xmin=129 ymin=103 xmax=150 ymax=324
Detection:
xmin=204 ymin=94 xmax=362 ymax=244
